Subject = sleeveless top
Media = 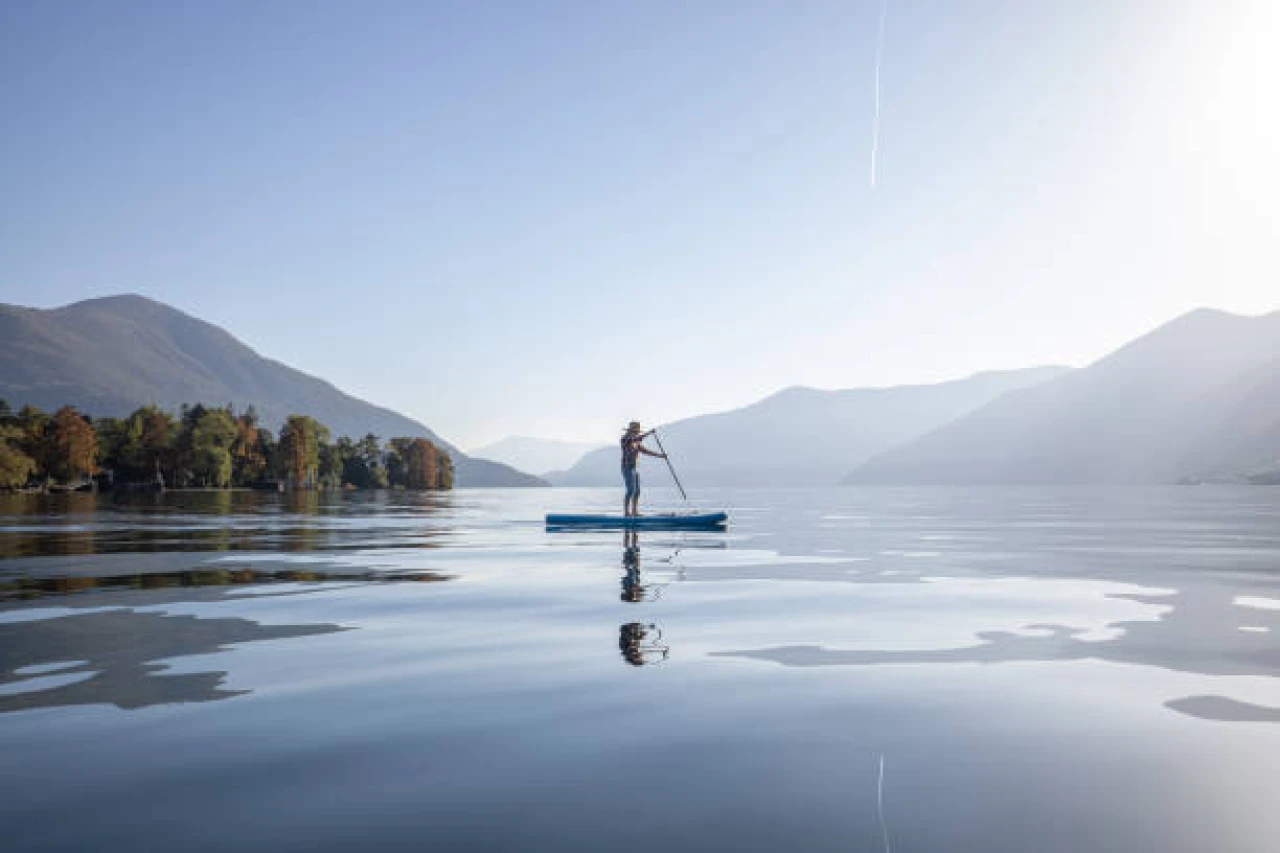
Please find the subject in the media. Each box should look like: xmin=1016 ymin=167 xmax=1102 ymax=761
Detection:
xmin=621 ymin=434 xmax=642 ymax=469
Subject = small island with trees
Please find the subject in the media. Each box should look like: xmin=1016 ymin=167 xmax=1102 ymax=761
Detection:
xmin=0 ymin=400 xmax=453 ymax=492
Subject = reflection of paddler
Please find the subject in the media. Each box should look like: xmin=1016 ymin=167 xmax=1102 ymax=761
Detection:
xmin=620 ymin=622 xmax=650 ymax=666
xmin=616 ymin=532 xmax=671 ymax=665
xmin=618 ymin=621 xmax=668 ymax=666
xmin=621 ymin=529 xmax=643 ymax=602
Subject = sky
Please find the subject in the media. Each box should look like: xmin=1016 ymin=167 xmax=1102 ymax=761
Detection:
xmin=2 ymin=0 xmax=1277 ymax=448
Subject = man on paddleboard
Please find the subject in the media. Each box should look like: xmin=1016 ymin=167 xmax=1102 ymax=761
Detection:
xmin=621 ymin=421 xmax=666 ymax=517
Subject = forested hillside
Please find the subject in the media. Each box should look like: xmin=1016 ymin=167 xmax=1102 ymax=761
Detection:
xmin=0 ymin=295 xmax=542 ymax=486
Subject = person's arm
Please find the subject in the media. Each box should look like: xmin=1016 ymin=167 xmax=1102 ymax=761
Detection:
xmin=638 ymin=444 xmax=666 ymax=459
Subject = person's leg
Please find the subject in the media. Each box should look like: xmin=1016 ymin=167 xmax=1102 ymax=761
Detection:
xmin=623 ymin=467 xmax=638 ymax=516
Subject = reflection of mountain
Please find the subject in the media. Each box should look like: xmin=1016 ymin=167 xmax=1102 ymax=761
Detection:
xmin=713 ymin=587 xmax=1277 ymax=677
xmin=1164 ymin=696 xmax=1280 ymax=723
xmin=0 ymin=609 xmax=345 ymax=713
xmin=712 ymin=586 xmax=1280 ymax=722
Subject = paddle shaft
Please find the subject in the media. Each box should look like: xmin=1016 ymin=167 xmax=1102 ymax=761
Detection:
xmin=649 ymin=430 xmax=688 ymax=501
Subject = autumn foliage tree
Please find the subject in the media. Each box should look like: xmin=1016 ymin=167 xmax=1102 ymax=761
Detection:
xmin=387 ymin=437 xmax=450 ymax=489
xmin=278 ymin=415 xmax=328 ymax=489
xmin=47 ymin=406 xmax=98 ymax=483
xmin=405 ymin=438 xmax=439 ymax=489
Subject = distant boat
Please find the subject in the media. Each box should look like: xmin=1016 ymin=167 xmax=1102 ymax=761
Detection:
xmin=545 ymin=511 xmax=728 ymax=530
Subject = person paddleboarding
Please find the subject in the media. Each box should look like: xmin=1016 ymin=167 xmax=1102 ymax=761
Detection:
xmin=621 ymin=421 xmax=667 ymax=517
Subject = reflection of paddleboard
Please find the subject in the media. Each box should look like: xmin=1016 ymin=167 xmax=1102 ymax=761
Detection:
xmin=545 ymin=512 xmax=728 ymax=530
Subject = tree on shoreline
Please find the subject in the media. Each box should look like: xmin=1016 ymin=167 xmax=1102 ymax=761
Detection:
xmin=0 ymin=424 xmax=36 ymax=488
xmin=278 ymin=415 xmax=327 ymax=490
xmin=99 ymin=406 xmax=178 ymax=485
xmin=400 ymin=438 xmax=440 ymax=489
xmin=230 ymin=408 xmax=270 ymax=486
xmin=189 ymin=407 xmax=237 ymax=487
xmin=48 ymin=407 xmax=98 ymax=484
xmin=1 ymin=401 xmax=452 ymax=491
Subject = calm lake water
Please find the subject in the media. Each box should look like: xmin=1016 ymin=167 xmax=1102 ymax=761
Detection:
xmin=2 ymin=486 xmax=1278 ymax=852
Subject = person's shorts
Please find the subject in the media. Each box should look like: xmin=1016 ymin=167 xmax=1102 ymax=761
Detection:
xmin=622 ymin=466 xmax=640 ymax=499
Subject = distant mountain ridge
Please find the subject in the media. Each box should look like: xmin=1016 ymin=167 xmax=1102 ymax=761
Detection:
xmin=550 ymin=366 xmax=1071 ymax=487
xmin=469 ymin=436 xmax=606 ymax=477
xmin=0 ymin=295 xmax=544 ymax=486
xmin=14 ymin=297 xmax=1270 ymax=489
xmin=844 ymin=308 xmax=1280 ymax=484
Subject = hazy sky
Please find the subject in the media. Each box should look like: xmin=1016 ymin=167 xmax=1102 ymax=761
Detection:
xmin=2 ymin=0 xmax=1276 ymax=447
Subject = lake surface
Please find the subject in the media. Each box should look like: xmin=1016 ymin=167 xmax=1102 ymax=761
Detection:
xmin=2 ymin=486 xmax=1278 ymax=852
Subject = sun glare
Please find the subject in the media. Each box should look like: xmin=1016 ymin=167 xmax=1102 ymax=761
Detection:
xmin=1194 ymin=0 xmax=1280 ymax=308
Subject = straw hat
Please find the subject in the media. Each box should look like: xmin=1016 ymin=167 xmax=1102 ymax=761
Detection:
xmin=625 ymin=421 xmax=642 ymax=434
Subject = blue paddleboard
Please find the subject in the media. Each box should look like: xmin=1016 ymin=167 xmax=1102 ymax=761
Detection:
xmin=545 ymin=511 xmax=728 ymax=530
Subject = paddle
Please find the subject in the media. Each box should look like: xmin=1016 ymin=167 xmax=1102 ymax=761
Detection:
xmin=649 ymin=429 xmax=688 ymax=502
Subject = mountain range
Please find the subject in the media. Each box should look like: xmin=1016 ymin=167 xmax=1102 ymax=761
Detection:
xmin=844 ymin=308 xmax=1280 ymax=484
xmin=549 ymin=366 xmax=1070 ymax=487
xmin=5 ymin=297 xmax=1276 ymax=487
xmin=0 ymin=295 xmax=543 ymax=486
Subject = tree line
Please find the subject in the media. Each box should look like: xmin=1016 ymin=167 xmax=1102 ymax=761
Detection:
xmin=0 ymin=400 xmax=453 ymax=491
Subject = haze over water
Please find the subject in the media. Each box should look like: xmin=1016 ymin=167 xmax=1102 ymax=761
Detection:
xmin=2 ymin=487 xmax=1279 ymax=852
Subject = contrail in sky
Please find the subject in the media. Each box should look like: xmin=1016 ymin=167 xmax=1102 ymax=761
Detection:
xmin=870 ymin=0 xmax=889 ymax=188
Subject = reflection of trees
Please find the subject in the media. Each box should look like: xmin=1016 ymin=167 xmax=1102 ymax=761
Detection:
xmin=283 ymin=490 xmax=323 ymax=552
xmin=386 ymin=488 xmax=454 ymax=517
xmin=55 ymin=527 xmax=96 ymax=557
xmin=0 ymin=608 xmax=345 ymax=713
xmin=201 ymin=488 xmax=234 ymax=552
xmin=0 ymin=490 xmax=455 ymax=558
xmin=0 ymin=493 xmax=97 ymax=558
xmin=283 ymin=489 xmax=320 ymax=515
xmin=1 ymin=567 xmax=452 ymax=604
